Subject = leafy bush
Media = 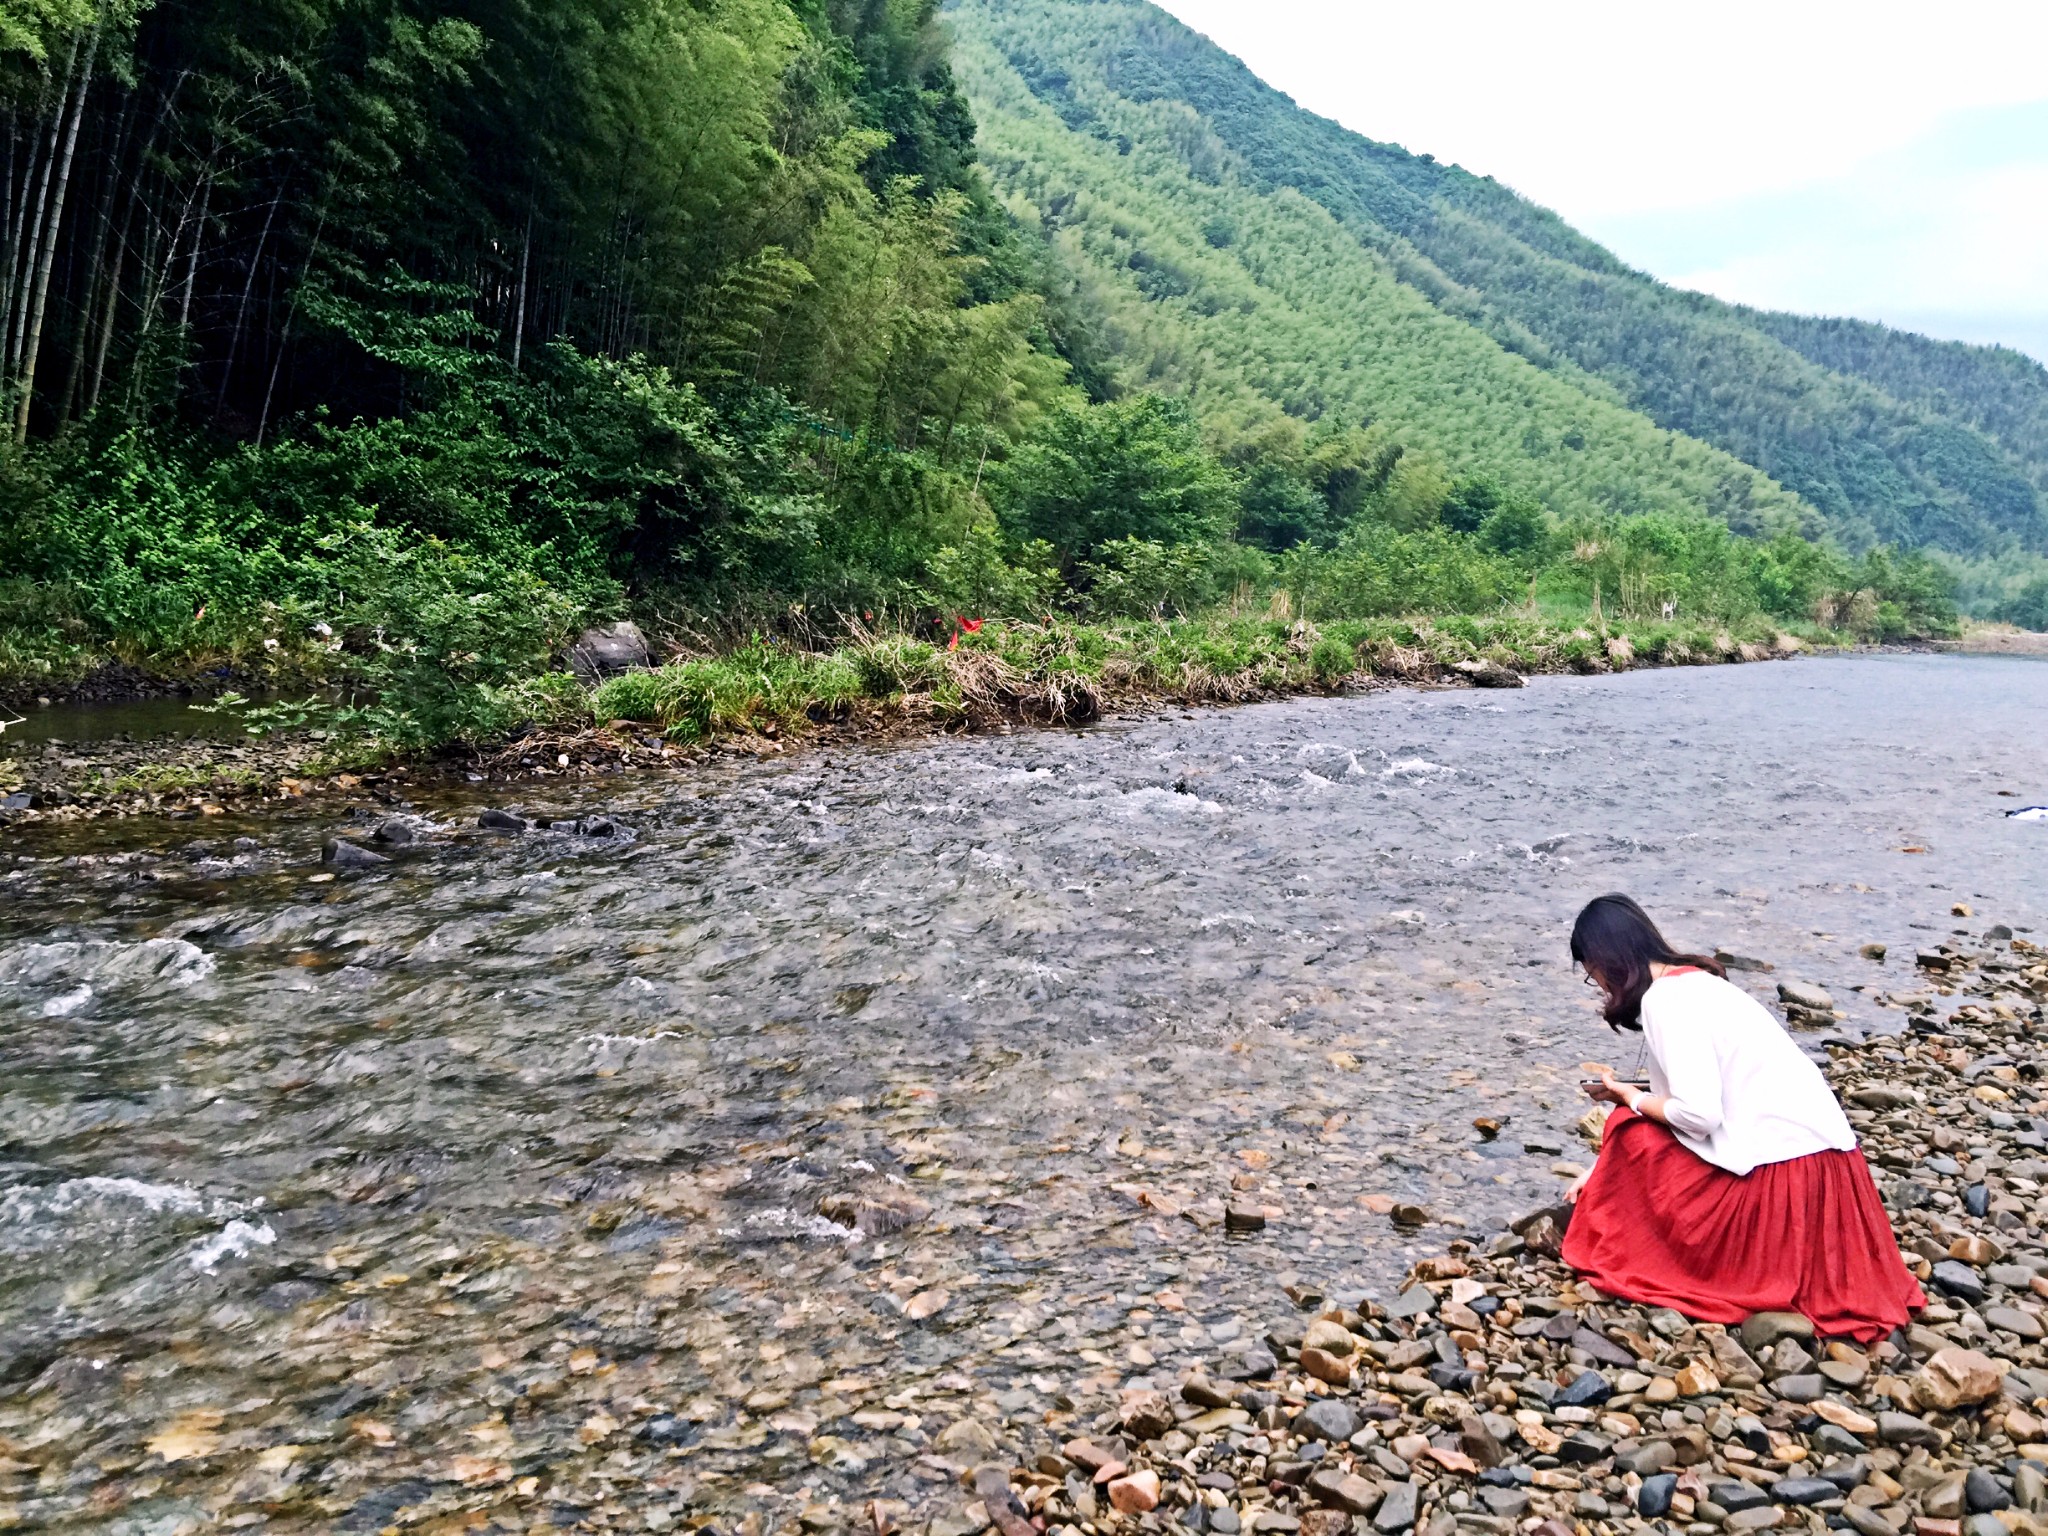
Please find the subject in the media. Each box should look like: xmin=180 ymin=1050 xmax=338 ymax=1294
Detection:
xmin=2003 ymin=577 xmax=2048 ymax=632
xmin=591 ymin=670 xmax=663 ymax=722
xmin=926 ymin=524 xmax=1063 ymax=618
xmin=1307 ymin=632 xmax=1359 ymax=685
xmin=847 ymin=633 xmax=947 ymax=698
xmin=992 ymin=395 xmax=1241 ymax=568
xmin=1079 ymin=537 xmax=1220 ymax=618
xmin=1286 ymin=525 xmax=1517 ymax=619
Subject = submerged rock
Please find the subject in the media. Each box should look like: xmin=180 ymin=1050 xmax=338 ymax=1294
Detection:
xmin=322 ymin=838 xmax=389 ymax=870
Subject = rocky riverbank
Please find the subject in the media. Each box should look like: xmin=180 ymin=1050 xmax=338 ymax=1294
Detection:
xmin=0 ymin=618 xmax=1822 ymax=826
xmin=936 ymin=930 xmax=2048 ymax=1536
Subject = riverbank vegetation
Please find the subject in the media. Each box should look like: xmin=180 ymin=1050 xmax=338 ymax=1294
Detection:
xmin=0 ymin=0 xmax=1997 ymax=763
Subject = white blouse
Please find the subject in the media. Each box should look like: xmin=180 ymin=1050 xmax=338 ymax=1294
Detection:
xmin=1634 ymin=969 xmax=1857 ymax=1176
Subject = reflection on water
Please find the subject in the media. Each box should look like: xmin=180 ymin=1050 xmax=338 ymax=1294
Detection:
xmin=0 ymin=654 xmax=2044 ymax=1531
xmin=0 ymin=696 xmax=249 ymax=749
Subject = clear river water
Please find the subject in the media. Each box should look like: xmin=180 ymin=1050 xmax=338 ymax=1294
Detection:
xmin=1 ymin=653 xmax=2045 ymax=1533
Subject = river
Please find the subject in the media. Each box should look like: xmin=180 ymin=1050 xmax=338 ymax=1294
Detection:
xmin=2 ymin=653 xmax=2044 ymax=1532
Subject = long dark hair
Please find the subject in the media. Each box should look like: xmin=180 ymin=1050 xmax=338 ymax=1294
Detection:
xmin=1569 ymin=894 xmax=1725 ymax=1031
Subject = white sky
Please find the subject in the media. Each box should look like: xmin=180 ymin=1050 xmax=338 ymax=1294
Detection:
xmin=1151 ymin=0 xmax=2048 ymax=362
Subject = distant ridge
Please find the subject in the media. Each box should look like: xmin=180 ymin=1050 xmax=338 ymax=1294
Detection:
xmin=948 ymin=0 xmax=2048 ymax=560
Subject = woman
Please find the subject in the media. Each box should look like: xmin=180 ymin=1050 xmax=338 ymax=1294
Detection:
xmin=1559 ymin=894 xmax=1922 ymax=1342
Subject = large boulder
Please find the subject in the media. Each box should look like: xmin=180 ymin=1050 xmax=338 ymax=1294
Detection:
xmin=567 ymin=621 xmax=651 ymax=680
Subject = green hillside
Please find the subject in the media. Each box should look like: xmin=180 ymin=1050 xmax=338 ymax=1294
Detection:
xmin=947 ymin=0 xmax=2048 ymax=559
xmin=948 ymin=16 xmax=1806 ymax=536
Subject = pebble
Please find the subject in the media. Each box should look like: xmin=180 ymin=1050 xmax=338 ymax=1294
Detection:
xmin=1296 ymin=1400 xmax=1360 ymax=1443
xmin=1372 ymin=1481 xmax=1417 ymax=1532
xmin=1638 ymin=1472 xmax=1677 ymax=1517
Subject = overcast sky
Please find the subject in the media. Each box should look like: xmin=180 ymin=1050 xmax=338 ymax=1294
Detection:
xmin=1150 ymin=0 xmax=2048 ymax=363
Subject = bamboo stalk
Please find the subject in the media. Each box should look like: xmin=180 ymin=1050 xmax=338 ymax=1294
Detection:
xmin=216 ymin=177 xmax=284 ymax=416
xmin=14 ymin=19 xmax=98 ymax=443
xmin=59 ymin=89 xmax=135 ymax=424
xmin=5 ymin=37 xmax=73 ymax=380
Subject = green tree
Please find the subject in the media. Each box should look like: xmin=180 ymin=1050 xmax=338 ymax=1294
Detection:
xmin=992 ymin=394 xmax=1239 ymax=568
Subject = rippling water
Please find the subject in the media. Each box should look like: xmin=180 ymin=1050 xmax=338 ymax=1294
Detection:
xmin=1 ymin=654 xmax=2044 ymax=1531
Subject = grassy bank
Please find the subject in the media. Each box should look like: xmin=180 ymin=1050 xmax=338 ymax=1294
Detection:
xmin=1 ymin=612 xmax=1839 ymax=818
xmin=581 ymin=612 xmax=1818 ymax=740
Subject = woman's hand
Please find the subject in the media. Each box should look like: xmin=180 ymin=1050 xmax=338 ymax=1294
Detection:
xmin=1583 ymin=1068 xmax=1636 ymax=1108
xmin=1563 ymin=1164 xmax=1595 ymax=1204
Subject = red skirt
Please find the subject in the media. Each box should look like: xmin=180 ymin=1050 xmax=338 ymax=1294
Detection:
xmin=1560 ymin=1106 xmax=1924 ymax=1344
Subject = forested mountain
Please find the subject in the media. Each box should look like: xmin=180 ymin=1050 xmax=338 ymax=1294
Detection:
xmin=946 ymin=0 xmax=2048 ymax=560
xmin=0 ymin=0 xmax=2020 ymax=733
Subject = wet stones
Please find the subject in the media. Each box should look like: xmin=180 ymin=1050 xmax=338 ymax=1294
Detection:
xmin=477 ymin=808 xmax=528 ymax=833
xmin=1223 ymin=1346 xmax=1277 ymax=1381
xmin=815 ymin=1191 xmax=930 ymax=1237
xmin=1779 ymin=980 xmax=1835 ymax=1011
xmin=322 ymin=838 xmax=389 ymax=869
xmin=1225 ymin=1203 xmax=1267 ymax=1233
xmin=1452 ymin=659 xmax=1524 ymax=690
xmin=934 ymin=915 xmax=2048 ymax=1536
xmin=1181 ymin=1374 xmax=1236 ymax=1410
xmin=1118 ymin=1388 xmax=1174 ymax=1441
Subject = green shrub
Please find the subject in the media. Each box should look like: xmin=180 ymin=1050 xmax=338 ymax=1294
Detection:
xmin=591 ymin=670 xmax=663 ymax=722
xmin=1308 ymin=633 xmax=1357 ymax=685
xmin=848 ymin=633 xmax=946 ymax=698
xmin=1080 ymin=537 xmax=1219 ymax=619
xmin=926 ymin=524 xmax=1063 ymax=618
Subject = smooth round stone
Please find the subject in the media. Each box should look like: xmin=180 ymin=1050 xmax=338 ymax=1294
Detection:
xmin=1986 ymin=1306 xmax=2045 ymax=1340
xmin=1713 ymin=1483 xmax=1774 ymax=1514
xmin=1770 ymin=1477 xmax=1840 ymax=1506
xmin=1296 ymin=1400 xmax=1361 ymax=1444
xmin=1740 ymin=1312 xmax=1815 ymax=1352
xmin=1965 ymin=1468 xmax=2012 ymax=1514
xmin=1638 ymin=1474 xmax=1678 ymax=1518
